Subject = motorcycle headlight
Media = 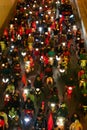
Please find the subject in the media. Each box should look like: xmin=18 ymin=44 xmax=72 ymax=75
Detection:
xmin=36 ymin=88 xmax=40 ymax=92
xmin=23 ymin=88 xmax=29 ymax=94
xmin=5 ymin=94 xmax=9 ymax=98
xmin=56 ymin=117 xmax=65 ymax=126
xmin=35 ymin=88 xmax=41 ymax=95
xmin=50 ymin=103 xmax=56 ymax=108
xmin=9 ymin=114 xmax=15 ymax=119
xmin=24 ymin=116 xmax=32 ymax=124
xmin=59 ymin=68 xmax=65 ymax=73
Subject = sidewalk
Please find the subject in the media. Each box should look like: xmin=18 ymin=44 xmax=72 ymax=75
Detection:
xmin=0 ymin=0 xmax=17 ymax=34
xmin=75 ymin=0 xmax=87 ymax=50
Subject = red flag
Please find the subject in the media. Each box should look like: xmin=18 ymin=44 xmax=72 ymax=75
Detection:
xmin=21 ymin=74 xmax=27 ymax=86
xmin=47 ymin=112 xmax=54 ymax=130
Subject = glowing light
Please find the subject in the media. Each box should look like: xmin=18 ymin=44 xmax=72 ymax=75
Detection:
xmin=24 ymin=88 xmax=29 ymax=94
xmin=59 ymin=69 xmax=65 ymax=73
xmin=21 ymin=52 xmax=26 ymax=56
xmin=56 ymin=117 xmax=65 ymax=126
xmin=51 ymin=103 xmax=56 ymax=107
xmin=62 ymin=42 xmax=66 ymax=46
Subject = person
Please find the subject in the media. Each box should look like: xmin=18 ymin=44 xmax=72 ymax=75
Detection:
xmin=0 ymin=111 xmax=8 ymax=128
xmin=34 ymin=111 xmax=47 ymax=130
xmin=34 ymin=74 xmax=43 ymax=89
xmin=71 ymin=113 xmax=80 ymax=123
xmin=5 ymin=83 xmax=15 ymax=94
xmin=57 ymin=103 xmax=68 ymax=118
xmin=8 ymin=107 xmax=18 ymax=119
xmin=24 ymin=98 xmax=35 ymax=111
xmin=69 ymin=119 xmax=83 ymax=130
xmin=34 ymin=113 xmax=43 ymax=130
xmin=44 ymin=65 xmax=53 ymax=77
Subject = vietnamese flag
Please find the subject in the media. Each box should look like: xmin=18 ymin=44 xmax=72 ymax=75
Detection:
xmin=47 ymin=112 xmax=54 ymax=130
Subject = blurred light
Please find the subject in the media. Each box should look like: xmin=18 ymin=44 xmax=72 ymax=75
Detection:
xmin=56 ymin=0 xmax=60 ymax=4
xmin=39 ymin=7 xmax=42 ymax=10
xmin=41 ymin=42 xmax=44 ymax=44
xmin=48 ymin=27 xmax=51 ymax=32
xmin=68 ymin=29 xmax=71 ymax=32
xmin=73 ymin=25 xmax=77 ymax=30
xmin=33 ymin=4 xmax=36 ymax=8
xmin=36 ymin=21 xmax=39 ymax=24
xmin=49 ymin=57 xmax=53 ymax=60
xmin=70 ymin=14 xmax=74 ymax=18
xmin=17 ymin=34 xmax=21 ymax=40
xmin=11 ymin=38 xmax=14 ymax=42
xmin=39 ymin=27 xmax=43 ymax=32
xmin=48 ymin=10 xmax=51 ymax=15
xmin=29 ymin=11 xmax=32 ymax=14
xmin=27 ymin=4 xmax=29 ymax=7
xmin=10 ymin=24 xmax=13 ymax=29
xmin=11 ymin=45 xmax=15 ymax=49
xmin=36 ymin=48 xmax=39 ymax=51
xmin=28 ymin=33 xmax=31 ymax=36
xmin=51 ymin=16 xmax=54 ymax=21
xmin=41 ymin=56 xmax=43 ymax=59
xmin=68 ymin=87 xmax=73 ymax=90
xmin=59 ymin=14 xmax=62 ymax=18
xmin=59 ymin=69 xmax=65 ymax=73
xmin=34 ymin=0 xmax=36 ymax=3
xmin=24 ymin=7 xmax=26 ymax=10
xmin=45 ymin=5 xmax=47 ymax=8
xmin=25 ymin=61 xmax=30 ymax=66
xmin=36 ymin=88 xmax=40 ymax=92
xmin=51 ymin=103 xmax=56 ymax=107
xmin=15 ymin=17 xmax=17 ymax=21
xmin=2 ymin=63 xmax=5 ymax=67
xmin=5 ymin=94 xmax=9 ymax=98
xmin=24 ymin=117 xmax=30 ymax=122
xmin=77 ymin=37 xmax=80 ymax=40
xmin=27 ymin=79 xmax=31 ymax=83
xmin=62 ymin=42 xmax=66 ymax=46
xmin=56 ymin=117 xmax=65 ymax=126
xmin=26 ymin=13 xmax=28 ymax=16
xmin=56 ymin=55 xmax=61 ymax=61
xmin=21 ymin=52 xmax=26 ymax=56
xmin=2 ymin=78 xmax=9 ymax=83
xmin=24 ymin=88 xmax=29 ymax=94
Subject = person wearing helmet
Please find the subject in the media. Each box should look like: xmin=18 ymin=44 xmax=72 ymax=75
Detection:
xmin=69 ymin=119 xmax=83 ymax=130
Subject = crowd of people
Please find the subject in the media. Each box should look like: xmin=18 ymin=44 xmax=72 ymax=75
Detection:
xmin=0 ymin=0 xmax=86 ymax=129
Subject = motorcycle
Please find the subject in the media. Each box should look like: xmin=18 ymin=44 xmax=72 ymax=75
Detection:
xmin=23 ymin=114 xmax=32 ymax=127
xmin=34 ymin=113 xmax=47 ymax=130
xmin=4 ymin=92 xmax=12 ymax=108
xmin=55 ymin=103 xmax=68 ymax=130
xmin=24 ymin=97 xmax=35 ymax=118
xmin=21 ymin=111 xmax=33 ymax=129
xmin=55 ymin=116 xmax=65 ymax=130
